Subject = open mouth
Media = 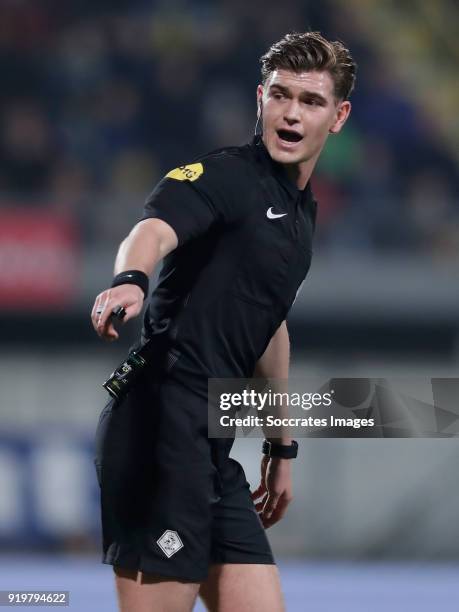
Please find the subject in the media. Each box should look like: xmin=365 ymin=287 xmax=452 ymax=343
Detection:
xmin=277 ymin=129 xmax=303 ymax=143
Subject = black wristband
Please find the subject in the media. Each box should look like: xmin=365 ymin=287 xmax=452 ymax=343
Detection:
xmin=262 ymin=439 xmax=298 ymax=459
xmin=111 ymin=270 xmax=149 ymax=299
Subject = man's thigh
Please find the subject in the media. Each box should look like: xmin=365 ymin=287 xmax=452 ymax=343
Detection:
xmin=199 ymin=563 xmax=285 ymax=612
xmin=115 ymin=568 xmax=200 ymax=612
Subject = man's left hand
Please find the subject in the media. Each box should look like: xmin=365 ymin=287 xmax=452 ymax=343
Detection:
xmin=251 ymin=455 xmax=293 ymax=529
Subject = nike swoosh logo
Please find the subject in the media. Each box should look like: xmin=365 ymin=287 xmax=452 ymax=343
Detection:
xmin=267 ymin=207 xmax=287 ymax=219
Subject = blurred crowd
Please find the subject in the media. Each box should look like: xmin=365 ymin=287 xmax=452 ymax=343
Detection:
xmin=0 ymin=0 xmax=458 ymax=255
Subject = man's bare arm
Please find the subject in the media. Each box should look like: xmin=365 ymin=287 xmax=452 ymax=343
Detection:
xmin=253 ymin=320 xmax=291 ymax=445
xmin=253 ymin=320 xmax=289 ymax=379
xmin=90 ymin=218 xmax=178 ymax=341
xmin=114 ymin=218 xmax=178 ymax=276
xmin=251 ymin=320 xmax=294 ymax=528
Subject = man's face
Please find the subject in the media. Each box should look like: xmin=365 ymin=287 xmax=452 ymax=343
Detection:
xmin=257 ymin=69 xmax=351 ymax=167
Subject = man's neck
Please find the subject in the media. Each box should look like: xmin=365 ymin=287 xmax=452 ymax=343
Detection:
xmin=258 ymin=135 xmax=317 ymax=191
xmin=283 ymin=158 xmax=315 ymax=191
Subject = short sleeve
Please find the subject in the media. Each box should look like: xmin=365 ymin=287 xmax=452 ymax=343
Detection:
xmin=141 ymin=162 xmax=220 ymax=245
xmin=140 ymin=157 xmax=248 ymax=246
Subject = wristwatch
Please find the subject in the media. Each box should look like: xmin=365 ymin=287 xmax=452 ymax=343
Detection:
xmin=262 ymin=439 xmax=298 ymax=459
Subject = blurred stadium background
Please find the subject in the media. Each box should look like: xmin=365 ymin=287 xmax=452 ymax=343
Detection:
xmin=0 ymin=0 xmax=458 ymax=610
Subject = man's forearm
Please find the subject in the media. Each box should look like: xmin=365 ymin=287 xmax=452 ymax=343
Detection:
xmin=253 ymin=321 xmax=292 ymax=445
xmin=91 ymin=219 xmax=178 ymax=340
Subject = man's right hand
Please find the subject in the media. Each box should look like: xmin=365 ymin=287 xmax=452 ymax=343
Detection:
xmin=91 ymin=284 xmax=144 ymax=341
xmin=91 ymin=219 xmax=178 ymax=341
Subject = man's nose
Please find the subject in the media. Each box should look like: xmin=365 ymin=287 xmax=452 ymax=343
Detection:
xmin=283 ymin=99 xmax=301 ymax=124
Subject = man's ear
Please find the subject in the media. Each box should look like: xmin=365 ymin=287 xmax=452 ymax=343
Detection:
xmin=329 ymin=100 xmax=351 ymax=134
xmin=256 ymin=84 xmax=264 ymax=118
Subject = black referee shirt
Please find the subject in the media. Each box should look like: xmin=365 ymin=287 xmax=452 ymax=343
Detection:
xmin=141 ymin=135 xmax=317 ymax=389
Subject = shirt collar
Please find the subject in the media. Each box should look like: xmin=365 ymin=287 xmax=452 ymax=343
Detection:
xmin=250 ymin=135 xmax=313 ymax=205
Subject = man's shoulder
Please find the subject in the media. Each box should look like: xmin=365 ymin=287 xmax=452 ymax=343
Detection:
xmin=197 ymin=142 xmax=253 ymax=165
xmin=191 ymin=142 xmax=255 ymax=183
xmin=159 ymin=142 xmax=258 ymax=210
xmin=159 ymin=143 xmax=256 ymax=200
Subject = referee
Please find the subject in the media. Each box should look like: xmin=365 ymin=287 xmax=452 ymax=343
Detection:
xmin=91 ymin=31 xmax=355 ymax=612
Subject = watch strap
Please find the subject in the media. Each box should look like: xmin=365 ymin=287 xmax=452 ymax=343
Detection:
xmin=111 ymin=270 xmax=149 ymax=299
xmin=262 ymin=439 xmax=298 ymax=459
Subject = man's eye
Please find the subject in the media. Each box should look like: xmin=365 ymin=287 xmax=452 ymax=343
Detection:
xmin=304 ymin=99 xmax=322 ymax=106
xmin=273 ymin=93 xmax=284 ymax=100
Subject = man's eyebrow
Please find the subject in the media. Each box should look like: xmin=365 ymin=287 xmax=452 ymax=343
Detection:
xmin=269 ymin=84 xmax=290 ymax=95
xmin=301 ymin=91 xmax=328 ymax=105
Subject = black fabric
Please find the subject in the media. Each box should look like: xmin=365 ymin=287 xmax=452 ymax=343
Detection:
xmin=94 ymin=375 xmax=274 ymax=582
xmin=94 ymin=136 xmax=319 ymax=581
xmin=141 ymin=150 xmax=249 ymax=246
xmin=111 ymin=269 xmax=149 ymax=299
xmin=262 ymin=439 xmax=299 ymax=459
xmin=140 ymin=136 xmax=317 ymax=394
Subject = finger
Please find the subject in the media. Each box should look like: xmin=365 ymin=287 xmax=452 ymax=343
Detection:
xmin=103 ymin=321 xmax=119 ymax=341
xmin=91 ymin=295 xmax=106 ymax=329
xmin=254 ymin=493 xmax=268 ymax=511
xmin=94 ymin=297 xmax=109 ymax=322
xmin=261 ymin=502 xmax=289 ymax=529
xmin=122 ymin=303 xmax=141 ymax=322
xmin=99 ymin=308 xmax=123 ymax=340
xmin=96 ymin=293 xmax=115 ymax=334
xmin=262 ymin=493 xmax=281 ymax=520
xmin=251 ymin=483 xmax=266 ymax=500
xmin=97 ymin=309 xmax=117 ymax=339
xmin=262 ymin=495 xmax=291 ymax=528
xmin=99 ymin=303 xmax=129 ymax=340
xmin=94 ymin=308 xmax=110 ymax=333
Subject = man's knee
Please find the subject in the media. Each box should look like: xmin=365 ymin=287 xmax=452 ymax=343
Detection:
xmin=199 ymin=564 xmax=284 ymax=612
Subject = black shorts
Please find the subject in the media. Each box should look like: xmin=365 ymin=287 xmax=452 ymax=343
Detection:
xmin=94 ymin=373 xmax=274 ymax=582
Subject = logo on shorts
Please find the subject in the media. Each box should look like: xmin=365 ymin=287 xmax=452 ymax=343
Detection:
xmin=156 ymin=530 xmax=184 ymax=558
